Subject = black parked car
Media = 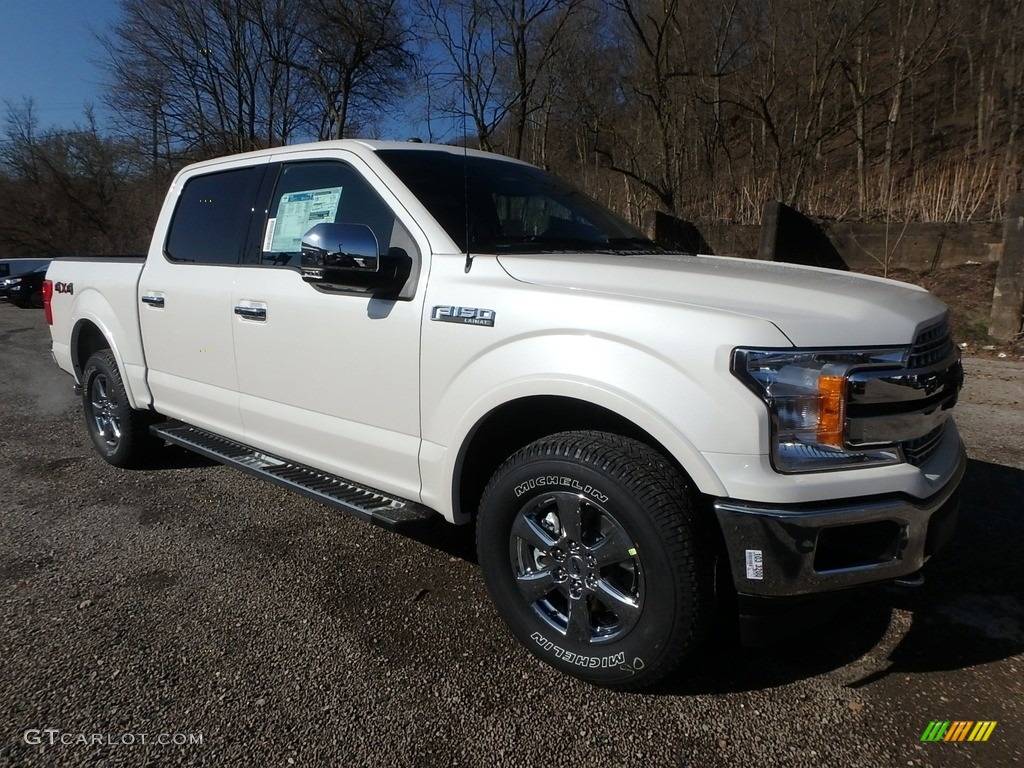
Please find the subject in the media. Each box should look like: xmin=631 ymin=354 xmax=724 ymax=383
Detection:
xmin=0 ymin=265 xmax=49 ymax=308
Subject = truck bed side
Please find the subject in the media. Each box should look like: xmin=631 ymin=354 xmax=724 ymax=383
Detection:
xmin=46 ymin=256 xmax=151 ymax=409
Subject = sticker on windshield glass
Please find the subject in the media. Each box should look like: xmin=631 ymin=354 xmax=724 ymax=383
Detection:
xmin=431 ymin=306 xmax=496 ymax=327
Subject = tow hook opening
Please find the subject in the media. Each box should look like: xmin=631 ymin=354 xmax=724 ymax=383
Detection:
xmin=813 ymin=520 xmax=903 ymax=572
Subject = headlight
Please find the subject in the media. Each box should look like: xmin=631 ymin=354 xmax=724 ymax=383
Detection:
xmin=732 ymin=347 xmax=906 ymax=473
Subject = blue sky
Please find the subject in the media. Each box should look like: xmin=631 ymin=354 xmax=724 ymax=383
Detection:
xmin=0 ymin=0 xmax=122 ymax=129
xmin=0 ymin=0 xmax=454 ymax=141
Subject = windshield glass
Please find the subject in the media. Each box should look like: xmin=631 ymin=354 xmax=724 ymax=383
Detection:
xmin=377 ymin=149 xmax=656 ymax=254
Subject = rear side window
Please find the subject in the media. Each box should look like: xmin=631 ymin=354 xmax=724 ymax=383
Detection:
xmin=165 ymin=166 xmax=263 ymax=264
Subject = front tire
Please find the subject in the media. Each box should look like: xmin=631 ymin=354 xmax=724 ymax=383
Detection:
xmin=477 ymin=431 xmax=713 ymax=689
xmin=82 ymin=350 xmax=162 ymax=468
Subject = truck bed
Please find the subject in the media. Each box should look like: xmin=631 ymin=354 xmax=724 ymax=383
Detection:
xmin=46 ymin=256 xmax=150 ymax=409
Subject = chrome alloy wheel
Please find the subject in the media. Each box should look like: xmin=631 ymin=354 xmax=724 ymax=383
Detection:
xmin=509 ymin=492 xmax=643 ymax=644
xmin=89 ymin=373 xmax=122 ymax=449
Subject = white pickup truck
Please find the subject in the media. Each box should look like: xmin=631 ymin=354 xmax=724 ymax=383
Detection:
xmin=44 ymin=140 xmax=965 ymax=688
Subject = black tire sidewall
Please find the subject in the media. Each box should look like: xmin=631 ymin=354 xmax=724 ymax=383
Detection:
xmin=82 ymin=352 xmax=134 ymax=466
xmin=478 ymin=449 xmax=694 ymax=687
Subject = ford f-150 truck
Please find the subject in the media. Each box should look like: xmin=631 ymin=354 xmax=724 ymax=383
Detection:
xmin=44 ymin=140 xmax=965 ymax=689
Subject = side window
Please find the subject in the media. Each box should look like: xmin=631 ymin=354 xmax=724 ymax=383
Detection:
xmin=165 ymin=166 xmax=263 ymax=265
xmin=260 ymin=162 xmax=399 ymax=266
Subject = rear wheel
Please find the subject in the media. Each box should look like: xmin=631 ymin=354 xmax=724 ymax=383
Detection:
xmin=82 ymin=350 xmax=162 ymax=467
xmin=477 ymin=431 xmax=713 ymax=689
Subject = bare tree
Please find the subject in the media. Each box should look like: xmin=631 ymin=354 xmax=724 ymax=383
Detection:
xmin=0 ymin=101 xmax=154 ymax=255
xmin=493 ymin=0 xmax=587 ymax=157
xmin=266 ymin=0 xmax=415 ymax=140
xmin=593 ymin=0 xmax=756 ymax=216
xmin=416 ymin=0 xmax=521 ymax=151
xmin=102 ymin=0 xmax=281 ymax=155
xmin=520 ymin=0 xmax=608 ymax=167
xmin=416 ymin=0 xmax=586 ymax=156
xmin=6 ymin=0 xmax=1017 ymax=244
xmin=101 ymin=0 xmax=415 ymax=156
xmin=594 ymin=0 xmax=696 ymax=214
xmin=878 ymin=0 xmax=946 ymax=211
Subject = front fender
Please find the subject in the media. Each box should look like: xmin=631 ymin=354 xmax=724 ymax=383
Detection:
xmin=420 ymin=323 xmax=789 ymax=519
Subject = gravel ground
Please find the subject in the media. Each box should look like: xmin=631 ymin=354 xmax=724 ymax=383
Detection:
xmin=0 ymin=302 xmax=1021 ymax=767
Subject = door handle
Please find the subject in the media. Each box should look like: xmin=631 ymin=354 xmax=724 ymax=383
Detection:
xmin=141 ymin=294 xmax=165 ymax=308
xmin=233 ymin=305 xmax=267 ymax=321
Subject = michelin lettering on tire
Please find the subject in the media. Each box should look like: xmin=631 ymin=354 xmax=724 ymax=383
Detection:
xmin=513 ymin=476 xmax=609 ymax=503
xmin=530 ymin=631 xmax=645 ymax=674
xmin=477 ymin=430 xmax=712 ymax=690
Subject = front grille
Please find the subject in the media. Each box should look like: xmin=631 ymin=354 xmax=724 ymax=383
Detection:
xmin=845 ymin=318 xmax=958 ymax=466
xmin=902 ymin=423 xmax=946 ymax=466
xmin=908 ymin=319 xmax=954 ymax=369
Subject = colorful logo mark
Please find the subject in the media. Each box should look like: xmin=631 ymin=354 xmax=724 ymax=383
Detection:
xmin=920 ymin=721 xmax=997 ymax=742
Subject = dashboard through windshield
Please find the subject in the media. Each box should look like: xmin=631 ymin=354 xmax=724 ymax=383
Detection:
xmin=376 ymin=149 xmax=656 ymax=254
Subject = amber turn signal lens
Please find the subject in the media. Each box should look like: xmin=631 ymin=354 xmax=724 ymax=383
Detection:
xmin=817 ymin=374 xmax=846 ymax=447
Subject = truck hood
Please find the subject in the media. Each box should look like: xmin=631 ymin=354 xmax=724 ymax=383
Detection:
xmin=496 ymin=252 xmax=947 ymax=347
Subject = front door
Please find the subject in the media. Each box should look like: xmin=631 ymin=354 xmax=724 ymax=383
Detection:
xmin=230 ymin=156 xmax=427 ymax=501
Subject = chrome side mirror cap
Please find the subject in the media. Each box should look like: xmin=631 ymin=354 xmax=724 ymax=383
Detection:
xmin=301 ymin=222 xmax=379 ymax=281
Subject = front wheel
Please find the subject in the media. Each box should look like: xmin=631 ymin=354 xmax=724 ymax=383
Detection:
xmin=477 ymin=431 xmax=714 ymax=689
xmin=82 ymin=350 xmax=162 ymax=468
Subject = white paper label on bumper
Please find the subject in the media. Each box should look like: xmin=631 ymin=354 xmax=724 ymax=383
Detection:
xmin=745 ymin=549 xmax=764 ymax=580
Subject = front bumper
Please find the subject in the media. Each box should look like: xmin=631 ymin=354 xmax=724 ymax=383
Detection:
xmin=714 ymin=438 xmax=966 ymax=597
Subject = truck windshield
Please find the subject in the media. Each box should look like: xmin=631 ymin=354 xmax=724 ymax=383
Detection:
xmin=376 ymin=149 xmax=656 ymax=254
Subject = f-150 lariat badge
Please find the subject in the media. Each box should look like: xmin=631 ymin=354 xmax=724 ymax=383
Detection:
xmin=431 ymin=306 xmax=496 ymax=327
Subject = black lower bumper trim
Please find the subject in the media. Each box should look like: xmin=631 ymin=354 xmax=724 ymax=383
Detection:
xmin=714 ymin=443 xmax=966 ymax=598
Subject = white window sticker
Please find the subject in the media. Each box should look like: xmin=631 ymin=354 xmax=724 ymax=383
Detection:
xmin=269 ymin=186 xmax=343 ymax=253
xmin=262 ymin=218 xmax=277 ymax=252
xmin=745 ymin=549 xmax=764 ymax=580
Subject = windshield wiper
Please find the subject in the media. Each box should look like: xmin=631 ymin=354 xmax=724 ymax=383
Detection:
xmin=475 ymin=235 xmax=610 ymax=252
xmin=606 ymin=237 xmax=658 ymax=250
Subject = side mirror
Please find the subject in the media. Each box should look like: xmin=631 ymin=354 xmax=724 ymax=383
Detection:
xmin=300 ymin=222 xmax=412 ymax=298
xmin=301 ymin=222 xmax=379 ymax=281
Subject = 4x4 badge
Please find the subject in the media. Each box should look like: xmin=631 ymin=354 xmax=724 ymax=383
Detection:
xmin=431 ymin=306 xmax=495 ymax=327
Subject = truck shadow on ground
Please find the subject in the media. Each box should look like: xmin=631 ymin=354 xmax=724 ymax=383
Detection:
xmin=136 ymin=441 xmax=1023 ymax=696
xmin=139 ymin=443 xmax=220 ymax=471
xmin=400 ymin=459 xmax=1024 ymax=696
xmin=656 ymin=458 xmax=1024 ymax=695
xmin=401 ymin=516 xmax=479 ymax=562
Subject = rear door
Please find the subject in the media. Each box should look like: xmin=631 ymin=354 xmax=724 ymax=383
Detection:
xmin=140 ymin=162 xmax=268 ymax=441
